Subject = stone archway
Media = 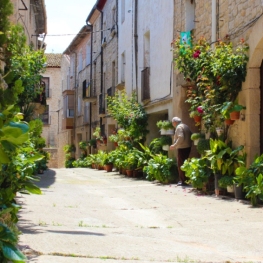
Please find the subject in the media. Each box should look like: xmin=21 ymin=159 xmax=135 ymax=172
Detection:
xmin=241 ymin=15 xmax=263 ymax=163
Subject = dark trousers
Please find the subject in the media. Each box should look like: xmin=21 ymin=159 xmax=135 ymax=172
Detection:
xmin=177 ymin=147 xmax=191 ymax=183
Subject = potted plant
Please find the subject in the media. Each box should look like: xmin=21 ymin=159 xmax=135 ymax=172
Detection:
xmin=206 ymin=139 xmax=245 ymax=196
xmin=143 ymin=154 xmax=177 ymax=184
xmin=103 ymin=151 xmax=115 ymax=172
xmin=156 ymin=120 xmax=174 ymax=135
xmin=196 ymin=138 xmax=210 ymax=156
xmin=93 ymin=126 xmax=103 ymax=144
xmin=235 ymin=153 xmax=263 ymax=206
xmin=181 ymin=157 xmax=212 ymax=190
xmin=221 ymin=101 xmax=246 ymax=121
xmin=123 ymin=150 xmax=138 ymax=177
xmin=189 ymin=106 xmax=204 ymax=123
xmin=191 ymin=133 xmax=204 ymax=146
xmin=159 ymin=135 xmax=172 ymax=151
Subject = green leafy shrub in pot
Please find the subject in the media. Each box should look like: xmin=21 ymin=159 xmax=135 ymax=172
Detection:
xmin=159 ymin=136 xmax=172 ymax=146
xmin=181 ymin=157 xmax=212 ymax=189
xmin=156 ymin=120 xmax=174 ymax=130
xmin=143 ymin=154 xmax=177 ymax=184
xmin=197 ymin=138 xmax=210 ymax=155
xmin=235 ymin=154 xmax=263 ymax=206
xmin=191 ymin=133 xmax=204 ymax=141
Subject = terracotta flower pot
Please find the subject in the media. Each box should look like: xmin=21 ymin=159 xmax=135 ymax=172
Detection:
xmin=230 ymin=111 xmax=240 ymax=120
xmin=225 ymin=119 xmax=235 ymax=125
xmin=105 ymin=164 xmax=113 ymax=172
xmin=193 ymin=115 xmax=202 ymax=123
xmin=126 ymin=169 xmax=133 ymax=177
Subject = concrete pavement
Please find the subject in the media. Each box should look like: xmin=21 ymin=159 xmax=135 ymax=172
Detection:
xmin=17 ymin=168 xmax=263 ymax=263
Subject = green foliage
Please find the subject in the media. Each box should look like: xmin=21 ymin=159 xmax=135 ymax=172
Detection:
xmin=0 ymin=223 xmax=27 ymax=263
xmin=190 ymin=133 xmax=203 ymax=140
xmin=181 ymin=157 xmax=212 ymax=189
xmin=92 ymin=126 xmax=102 ymax=141
xmin=196 ymin=138 xmax=210 ymax=155
xmin=156 ymin=120 xmax=173 ymax=130
xmin=218 ymin=175 xmax=234 ymax=188
xmin=107 ymin=91 xmax=148 ymax=143
xmin=206 ymin=139 xmax=245 ymax=176
xmin=235 ymin=154 xmax=263 ymax=206
xmin=143 ymin=154 xmax=177 ymax=184
xmin=173 ymin=36 xmax=249 ymax=133
xmin=0 ymin=0 xmax=13 ymax=46
xmin=64 ymin=144 xmax=76 ymax=153
xmin=3 ymin=24 xmax=46 ymax=108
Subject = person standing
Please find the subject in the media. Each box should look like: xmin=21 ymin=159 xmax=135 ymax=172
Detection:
xmin=169 ymin=117 xmax=192 ymax=186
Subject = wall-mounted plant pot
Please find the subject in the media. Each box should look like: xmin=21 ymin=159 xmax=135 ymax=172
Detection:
xmin=230 ymin=111 xmax=240 ymax=120
xmin=193 ymin=139 xmax=200 ymax=146
xmin=193 ymin=115 xmax=202 ymax=123
xmin=162 ymin=145 xmax=170 ymax=151
xmin=160 ymin=129 xmax=174 ymax=135
xmin=225 ymin=119 xmax=235 ymax=125
xmin=216 ymin=127 xmax=224 ymax=136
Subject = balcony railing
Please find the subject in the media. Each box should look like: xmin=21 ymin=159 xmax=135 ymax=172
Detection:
xmin=141 ymin=67 xmax=150 ymax=101
xmin=83 ymin=79 xmax=97 ymax=102
xmin=39 ymin=112 xmax=49 ymax=125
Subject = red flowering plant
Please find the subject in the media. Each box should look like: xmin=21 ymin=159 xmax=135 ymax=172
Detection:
xmin=173 ymin=35 xmax=249 ymax=132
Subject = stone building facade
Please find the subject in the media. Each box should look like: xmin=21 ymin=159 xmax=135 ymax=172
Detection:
xmin=41 ymin=53 xmax=62 ymax=168
xmin=9 ymin=0 xmax=47 ymax=49
xmin=173 ymin=0 xmax=263 ymax=163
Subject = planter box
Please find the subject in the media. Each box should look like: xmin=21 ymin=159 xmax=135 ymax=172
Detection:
xmin=160 ymin=129 xmax=174 ymax=135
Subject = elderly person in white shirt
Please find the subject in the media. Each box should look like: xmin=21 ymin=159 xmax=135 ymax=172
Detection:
xmin=170 ymin=117 xmax=192 ymax=186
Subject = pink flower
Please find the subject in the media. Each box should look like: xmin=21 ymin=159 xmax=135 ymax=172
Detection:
xmin=193 ymin=50 xmax=201 ymax=58
xmin=197 ymin=106 xmax=203 ymax=114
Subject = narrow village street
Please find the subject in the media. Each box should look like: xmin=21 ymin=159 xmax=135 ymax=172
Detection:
xmin=17 ymin=168 xmax=263 ymax=263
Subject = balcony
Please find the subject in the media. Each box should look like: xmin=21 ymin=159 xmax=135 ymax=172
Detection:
xmin=141 ymin=67 xmax=150 ymax=101
xmin=62 ymin=109 xmax=74 ymax=129
xmin=83 ymin=80 xmax=97 ymax=102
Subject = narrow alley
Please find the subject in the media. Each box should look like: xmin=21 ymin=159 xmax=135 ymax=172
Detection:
xmin=18 ymin=168 xmax=263 ymax=263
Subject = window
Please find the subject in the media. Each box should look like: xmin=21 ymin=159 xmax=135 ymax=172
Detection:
xmin=84 ymin=102 xmax=90 ymax=124
xmin=78 ymin=50 xmax=83 ymax=72
xmin=77 ymin=96 xmax=81 ymax=115
xmin=86 ymin=42 xmax=91 ymax=65
xmin=40 ymin=105 xmax=49 ymax=124
xmin=63 ymin=94 xmax=74 ymax=118
xmin=121 ymin=52 xmax=125 ymax=83
xmin=42 ymin=77 xmax=51 ymax=98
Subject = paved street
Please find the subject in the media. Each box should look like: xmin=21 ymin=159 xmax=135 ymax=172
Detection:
xmin=17 ymin=168 xmax=263 ymax=263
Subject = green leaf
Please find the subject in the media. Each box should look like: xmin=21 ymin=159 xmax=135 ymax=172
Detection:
xmin=24 ymin=182 xmax=42 ymax=195
xmin=0 ymin=147 xmax=10 ymax=163
xmin=2 ymin=242 xmax=27 ymax=262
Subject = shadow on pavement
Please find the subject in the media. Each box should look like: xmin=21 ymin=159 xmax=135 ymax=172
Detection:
xmin=35 ymin=169 xmax=56 ymax=188
xmin=47 ymin=230 xmax=105 ymax=236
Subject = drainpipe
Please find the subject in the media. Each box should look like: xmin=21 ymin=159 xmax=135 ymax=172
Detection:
xmin=211 ymin=0 xmax=217 ymax=47
xmin=134 ymin=0 xmax=138 ymax=101
xmin=89 ymin=23 xmax=93 ymax=143
xmin=98 ymin=9 xmax=104 ymax=130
